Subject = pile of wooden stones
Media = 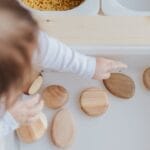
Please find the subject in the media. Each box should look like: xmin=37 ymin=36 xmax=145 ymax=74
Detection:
xmin=16 ymin=67 xmax=150 ymax=148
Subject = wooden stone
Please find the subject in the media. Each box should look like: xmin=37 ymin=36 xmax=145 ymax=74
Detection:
xmin=51 ymin=109 xmax=75 ymax=148
xmin=103 ymin=73 xmax=135 ymax=99
xmin=16 ymin=113 xmax=47 ymax=143
xmin=43 ymin=85 xmax=68 ymax=109
xmin=80 ymin=88 xmax=109 ymax=116
xmin=143 ymin=67 xmax=150 ymax=90
xmin=23 ymin=71 xmax=43 ymax=95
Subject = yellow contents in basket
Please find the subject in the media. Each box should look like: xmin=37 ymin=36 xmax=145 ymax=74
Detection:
xmin=22 ymin=0 xmax=84 ymax=11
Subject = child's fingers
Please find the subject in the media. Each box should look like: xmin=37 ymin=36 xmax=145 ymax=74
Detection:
xmin=25 ymin=94 xmax=40 ymax=107
xmin=29 ymin=100 xmax=44 ymax=117
xmin=102 ymin=73 xmax=111 ymax=79
xmin=27 ymin=114 xmax=41 ymax=124
xmin=107 ymin=61 xmax=128 ymax=72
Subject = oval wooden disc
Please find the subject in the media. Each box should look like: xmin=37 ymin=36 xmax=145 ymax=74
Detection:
xmin=80 ymin=88 xmax=109 ymax=116
xmin=43 ymin=85 xmax=68 ymax=109
xmin=28 ymin=75 xmax=43 ymax=95
xmin=51 ymin=109 xmax=75 ymax=148
xmin=143 ymin=67 xmax=150 ymax=90
xmin=16 ymin=113 xmax=47 ymax=143
xmin=103 ymin=73 xmax=135 ymax=99
xmin=23 ymin=71 xmax=43 ymax=95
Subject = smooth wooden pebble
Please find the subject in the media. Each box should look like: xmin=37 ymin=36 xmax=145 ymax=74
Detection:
xmin=23 ymin=71 xmax=43 ymax=95
xmin=103 ymin=73 xmax=135 ymax=99
xmin=16 ymin=113 xmax=47 ymax=143
xmin=43 ymin=85 xmax=68 ymax=109
xmin=80 ymin=88 xmax=109 ymax=116
xmin=143 ymin=67 xmax=150 ymax=90
xmin=51 ymin=109 xmax=75 ymax=148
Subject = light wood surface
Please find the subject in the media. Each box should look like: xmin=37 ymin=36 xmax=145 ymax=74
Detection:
xmin=16 ymin=113 xmax=47 ymax=143
xmin=23 ymin=71 xmax=43 ymax=95
xmin=143 ymin=67 xmax=150 ymax=90
xmin=80 ymin=88 xmax=109 ymax=116
xmin=36 ymin=16 xmax=150 ymax=46
xmin=43 ymin=85 xmax=68 ymax=109
xmin=51 ymin=109 xmax=75 ymax=148
xmin=103 ymin=73 xmax=135 ymax=99
xmin=28 ymin=75 xmax=43 ymax=95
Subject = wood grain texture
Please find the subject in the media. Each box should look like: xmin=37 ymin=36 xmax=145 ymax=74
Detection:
xmin=43 ymin=85 xmax=68 ymax=109
xmin=103 ymin=73 xmax=135 ymax=99
xmin=23 ymin=71 xmax=43 ymax=95
xmin=28 ymin=75 xmax=43 ymax=95
xmin=143 ymin=67 xmax=150 ymax=90
xmin=16 ymin=113 xmax=47 ymax=143
xmin=51 ymin=109 xmax=75 ymax=148
xmin=80 ymin=88 xmax=109 ymax=116
xmin=35 ymin=16 xmax=150 ymax=45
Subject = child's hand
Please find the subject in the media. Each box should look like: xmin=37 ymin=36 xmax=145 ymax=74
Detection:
xmin=8 ymin=94 xmax=44 ymax=124
xmin=93 ymin=57 xmax=128 ymax=80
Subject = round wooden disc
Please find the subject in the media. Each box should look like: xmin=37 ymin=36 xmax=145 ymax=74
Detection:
xmin=103 ymin=73 xmax=135 ymax=99
xmin=16 ymin=113 xmax=47 ymax=143
xmin=80 ymin=88 xmax=109 ymax=116
xmin=143 ymin=67 xmax=150 ymax=90
xmin=51 ymin=109 xmax=75 ymax=148
xmin=43 ymin=85 xmax=68 ymax=109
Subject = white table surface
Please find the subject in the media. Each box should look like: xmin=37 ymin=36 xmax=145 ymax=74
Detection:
xmin=5 ymin=46 xmax=150 ymax=150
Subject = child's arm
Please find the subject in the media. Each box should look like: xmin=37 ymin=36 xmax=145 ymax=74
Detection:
xmin=34 ymin=32 xmax=96 ymax=78
xmin=34 ymin=32 xmax=127 ymax=79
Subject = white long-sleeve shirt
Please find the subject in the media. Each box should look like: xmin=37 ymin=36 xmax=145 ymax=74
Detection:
xmin=0 ymin=31 xmax=96 ymax=138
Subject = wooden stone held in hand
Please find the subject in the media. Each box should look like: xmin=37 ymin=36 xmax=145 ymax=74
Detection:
xmin=23 ymin=71 xmax=43 ymax=95
xmin=16 ymin=113 xmax=47 ymax=143
xmin=103 ymin=73 xmax=135 ymax=99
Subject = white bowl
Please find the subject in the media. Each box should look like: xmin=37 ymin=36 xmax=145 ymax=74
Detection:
xmin=102 ymin=0 xmax=150 ymax=16
xmin=18 ymin=0 xmax=100 ymax=16
xmin=117 ymin=0 xmax=150 ymax=11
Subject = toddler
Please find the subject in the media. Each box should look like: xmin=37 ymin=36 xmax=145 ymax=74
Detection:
xmin=0 ymin=0 xmax=127 ymax=147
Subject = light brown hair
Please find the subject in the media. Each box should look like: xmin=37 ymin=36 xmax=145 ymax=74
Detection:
xmin=0 ymin=0 xmax=39 ymax=95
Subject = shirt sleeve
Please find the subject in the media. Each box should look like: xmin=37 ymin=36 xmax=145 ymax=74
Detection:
xmin=33 ymin=31 xmax=96 ymax=79
xmin=0 ymin=112 xmax=19 ymax=138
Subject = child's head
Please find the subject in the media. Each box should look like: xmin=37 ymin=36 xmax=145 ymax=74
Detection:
xmin=0 ymin=0 xmax=39 ymax=97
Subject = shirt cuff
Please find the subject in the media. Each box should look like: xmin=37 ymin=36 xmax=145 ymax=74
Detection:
xmin=4 ymin=112 xmax=19 ymax=130
xmin=85 ymin=56 xmax=96 ymax=79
